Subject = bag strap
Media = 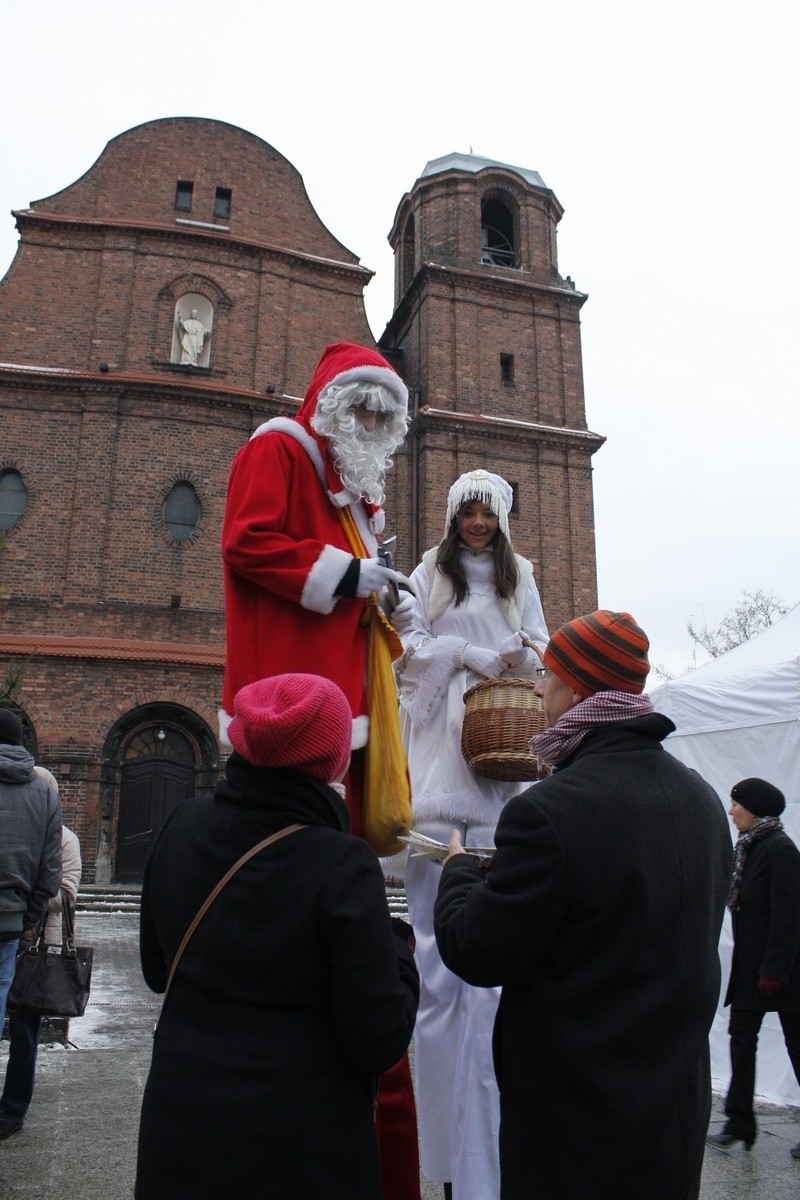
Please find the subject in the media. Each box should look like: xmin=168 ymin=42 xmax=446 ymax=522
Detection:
xmin=154 ymin=823 xmax=306 ymax=1032
xmin=61 ymin=888 xmax=76 ymax=948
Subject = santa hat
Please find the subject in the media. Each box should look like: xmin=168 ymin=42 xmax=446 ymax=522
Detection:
xmin=297 ymin=342 xmax=408 ymax=425
xmin=445 ymin=470 xmax=514 ymax=538
xmin=228 ymin=674 xmax=352 ymax=783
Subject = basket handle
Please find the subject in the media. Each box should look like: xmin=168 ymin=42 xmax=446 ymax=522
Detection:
xmin=521 ymin=638 xmax=546 ymax=660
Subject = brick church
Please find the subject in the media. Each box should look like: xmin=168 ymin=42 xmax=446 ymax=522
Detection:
xmin=0 ymin=118 xmax=603 ymax=882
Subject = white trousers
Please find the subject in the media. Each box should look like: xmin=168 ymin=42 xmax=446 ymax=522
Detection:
xmin=406 ymin=818 xmax=501 ymax=1200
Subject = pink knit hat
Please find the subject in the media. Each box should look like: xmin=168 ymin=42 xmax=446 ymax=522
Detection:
xmin=228 ymin=674 xmax=352 ymax=782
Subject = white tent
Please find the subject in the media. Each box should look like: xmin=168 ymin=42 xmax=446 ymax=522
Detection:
xmin=650 ymin=603 xmax=800 ymax=1104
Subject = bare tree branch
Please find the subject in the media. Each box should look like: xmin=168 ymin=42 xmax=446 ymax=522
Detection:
xmin=687 ymin=589 xmax=791 ymax=659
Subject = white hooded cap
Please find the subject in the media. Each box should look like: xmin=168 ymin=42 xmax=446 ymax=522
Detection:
xmin=445 ymin=469 xmax=513 ymax=538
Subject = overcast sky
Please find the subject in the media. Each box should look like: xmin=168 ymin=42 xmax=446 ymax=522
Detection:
xmin=2 ymin=0 xmax=798 ymax=679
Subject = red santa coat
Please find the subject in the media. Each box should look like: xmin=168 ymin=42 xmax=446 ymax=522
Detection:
xmin=221 ymin=343 xmax=408 ymax=749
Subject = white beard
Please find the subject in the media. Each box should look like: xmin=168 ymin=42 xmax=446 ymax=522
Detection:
xmin=326 ymin=424 xmax=394 ymax=505
xmin=313 ymin=402 xmax=404 ymax=506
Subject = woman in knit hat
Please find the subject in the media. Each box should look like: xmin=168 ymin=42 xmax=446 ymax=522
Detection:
xmin=707 ymin=778 xmax=800 ymax=1158
xmin=135 ymin=673 xmax=418 ymax=1200
xmin=390 ymin=468 xmax=548 ymax=1200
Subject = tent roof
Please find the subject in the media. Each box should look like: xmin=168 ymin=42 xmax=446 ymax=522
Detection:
xmin=651 ymin=602 xmax=800 ymax=733
xmin=679 ymin=601 xmax=800 ymax=679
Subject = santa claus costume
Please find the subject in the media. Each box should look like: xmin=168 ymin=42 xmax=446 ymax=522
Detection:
xmin=221 ymin=342 xmax=420 ymax=1200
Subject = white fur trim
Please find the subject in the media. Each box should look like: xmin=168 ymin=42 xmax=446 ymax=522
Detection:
xmin=218 ymin=708 xmax=233 ymax=748
xmin=423 ymin=547 xmax=453 ymax=624
xmin=412 ymin=787 xmax=516 ymax=829
xmin=328 ymin=485 xmax=359 ymax=509
xmin=350 ymin=500 xmax=379 ymax=556
xmin=423 ymin=547 xmax=532 ymax=631
xmin=507 ymin=556 xmax=533 ymax=631
xmin=445 ymin=469 xmax=512 ymax=537
xmin=301 ymin=544 xmax=353 ymax=614
xmin=352 ymin=715 xmax=369 ymax=750
xmin=326 ymin=365 xmax=408 ymax=412
xmin=250 ymin=418 xmax=383 ymax=535
xmin=397 ymin=634 xmax=463 ymax=727
xmin=251 ymin=418 xmax=329 ymax=491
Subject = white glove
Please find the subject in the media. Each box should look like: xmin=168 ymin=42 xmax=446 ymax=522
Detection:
xmin=498 ymin=631 xmax=528 ymax=668
xmin=461 ymin=643 xmax=505 ymax=678
xmin=390 ymin=591 xmax=417 ymax=635
xmin=355 ymin=558 xmax=404 ymax=598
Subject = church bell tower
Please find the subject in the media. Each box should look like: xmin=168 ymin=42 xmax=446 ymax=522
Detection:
xmin=379 ymin=152 xmax=604 ymax=628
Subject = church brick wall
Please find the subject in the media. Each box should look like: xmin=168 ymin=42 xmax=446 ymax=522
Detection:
xmin=0 ymin=121 xmax=602 ymax=880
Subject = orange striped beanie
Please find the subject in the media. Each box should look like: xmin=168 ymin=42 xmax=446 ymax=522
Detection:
xmin=543 ymin=610 xmax=650 ymax=697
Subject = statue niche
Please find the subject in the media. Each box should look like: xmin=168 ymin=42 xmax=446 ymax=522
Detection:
xmin=171 ymin=294 xmax=213 ymax=368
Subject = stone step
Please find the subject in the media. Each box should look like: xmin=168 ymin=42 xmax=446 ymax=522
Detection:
xmin=77 ymin=886 xmax=142 ymax=914
xmin=385 ymin=886 xmax=409 ymax=921
xmin=77 ymin=885 xmax=409 ymax=919
xmin=76 ymin=900 xmax=141 ymax=914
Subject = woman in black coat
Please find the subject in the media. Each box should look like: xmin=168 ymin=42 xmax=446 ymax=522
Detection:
xmin=707 ymin=777 xmax=800 ymax=1157
xmin=135 ymin=674 xmax=419 ymax=1200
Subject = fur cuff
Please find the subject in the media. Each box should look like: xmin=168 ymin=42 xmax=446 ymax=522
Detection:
xmin=352 ymin=715 xmax=369 ymax=750
xmin=397 ymin=635 xmax=464 ymax=726
xmin=301 ymin=544 xmax=354 ymax=614
xmin=218 ymin=707 xmax=233 ymax=748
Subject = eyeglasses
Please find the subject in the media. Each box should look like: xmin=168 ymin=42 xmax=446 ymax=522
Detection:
xmin=534 ymin=667 xmax=547 ymax=680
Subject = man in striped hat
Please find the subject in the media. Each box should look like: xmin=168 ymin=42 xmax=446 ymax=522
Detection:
xmin=434 ymin=610 xmax=732 ymax=1200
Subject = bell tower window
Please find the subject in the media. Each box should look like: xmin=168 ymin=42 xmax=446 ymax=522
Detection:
xmin=480 ymin=197 xmax=516 ymax=267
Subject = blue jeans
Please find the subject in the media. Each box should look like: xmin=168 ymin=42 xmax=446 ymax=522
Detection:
xmin=0 ymin=1008 xmax=41 ymax=1122
xmin=0 ymin=938 xmax=20 ymax=1028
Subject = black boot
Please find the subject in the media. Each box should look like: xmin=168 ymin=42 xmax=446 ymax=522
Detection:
xmin=706 ymin=1125 xmax=754 ymax=1151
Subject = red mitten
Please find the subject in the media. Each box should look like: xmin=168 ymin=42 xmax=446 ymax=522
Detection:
xmin=758 ymin=976 xmax=782 ymax=997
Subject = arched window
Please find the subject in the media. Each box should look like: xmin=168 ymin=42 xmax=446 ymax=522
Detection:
xmin=0 ymin=469 xmax=28 ymax=530
xmin=124 ymin=726 xmax=194 ymax=763
xmin=480 ymin=197 xmax=516 ymax=267
xmin=162 ymin=481 xmax=201 ymax=542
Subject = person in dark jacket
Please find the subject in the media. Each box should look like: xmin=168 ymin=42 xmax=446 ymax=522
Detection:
xmin=707 ymin=777 xmax=800 ymax=1157
xmin=135 ymin=673 xmax=419 ymax=1200
xmin=433 ymin=611 xmax=732 ymax=1200
xmin=0 ymin=709 xmax=62 ymax=1043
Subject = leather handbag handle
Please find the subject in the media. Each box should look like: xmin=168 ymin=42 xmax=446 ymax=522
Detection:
xmin=154 ymin=823 xmax=307 ymax=1032
xmin=61 ymin=887 xmax=77 ymax=948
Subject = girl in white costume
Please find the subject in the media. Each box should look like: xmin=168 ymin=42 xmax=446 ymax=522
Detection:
xmin=391 ymin=470 xmax=548 ymax=1200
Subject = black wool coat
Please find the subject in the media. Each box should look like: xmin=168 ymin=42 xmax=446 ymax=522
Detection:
xmin=434 ymin=714 xmax=732 ymax=1200
xmin=135 ymin=755 xmax=418 ymax=1200
xmin=725 ymin=828 xmax=800 ymax=1012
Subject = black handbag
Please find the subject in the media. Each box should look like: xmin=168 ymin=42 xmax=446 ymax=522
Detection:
xmin=7 ymin=890 xmax=94 ymax=1018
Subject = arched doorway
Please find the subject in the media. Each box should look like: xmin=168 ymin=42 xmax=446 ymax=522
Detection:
xmin=117 ymin=726 xmax=195 ymax=883
xmin=101 ymin=704 xmax=219 ymax=884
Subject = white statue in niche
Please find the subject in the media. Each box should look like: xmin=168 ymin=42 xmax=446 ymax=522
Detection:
xmin=176 ymin=307 xmax=211 ymax=366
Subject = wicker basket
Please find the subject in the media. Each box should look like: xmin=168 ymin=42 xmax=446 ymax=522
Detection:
xmin=461 ymin=678 xmax=547 ymax=781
